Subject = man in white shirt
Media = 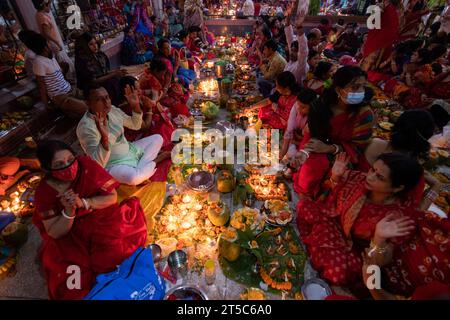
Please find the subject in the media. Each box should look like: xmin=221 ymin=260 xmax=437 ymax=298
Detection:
xmin=242 ymin=0 xmax=255 ymax=16
xmin=18 ymin=30 xmax=87 ymax=118
xmin=77 ymin=84 xmax=167 ymax=186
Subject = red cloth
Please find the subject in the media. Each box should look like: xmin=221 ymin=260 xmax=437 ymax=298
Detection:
xmin=150 ymin=157 xmax=172 ymax=182
xmin=383 ymin=212 xmax=450 ymax=296
xmin=258 ymin=95 xmax=297 ymax=130
xmin=362 ymin=4 xmax=399 ymax=58
xmin=297 ymin=171 xmax=450 ymax=296
xmin=33 ymin=156 xmax=147 ymax=299
xmin=293 ymin=107 xmax=373 ymax=198
xmin=139 ymin=71 xmax=176 ymax=148
xmin=0 ymin=157 xmax=20 ymax=176
xmin=411 ymin=281 xmax=450 ymax=300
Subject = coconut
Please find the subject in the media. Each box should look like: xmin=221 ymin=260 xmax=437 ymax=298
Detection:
xmin=1 ymin=222 xmax=28 ymax=248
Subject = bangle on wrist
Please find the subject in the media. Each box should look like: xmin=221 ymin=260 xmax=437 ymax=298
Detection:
xmin=332 ymin=144 xmax=340 ymax=155
xmin=299 ymin=149 xmax=310 ymax=159
xmin=81 ymin=198 xmax=90 ymax=210
xmin=425 ymin=189 xmax=439 ymax=202
xmin=368 ymin=239 xmax=388 ymax=257
xmin=61 ymin=209 xmax=75 ymax=220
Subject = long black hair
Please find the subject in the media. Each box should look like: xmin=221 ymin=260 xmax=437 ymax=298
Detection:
xmin=313 ymin=61 xmax=333 ymax=81
xmin=377 ymin=152 xmax=423 ymax=197
xmin=307 ymin=66 xmax=372 ymax=142
xmin=391 ymin=109 xmax=435 ymax=159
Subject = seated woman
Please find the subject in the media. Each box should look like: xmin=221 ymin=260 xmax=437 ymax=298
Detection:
xmin=305 ymin=61 xmax=334 ymax=95
xmin=297 ymin=152 xmax=425 ymax=295
xmin=121 ymin=26 xmax=153 ymax=66
xmin=33 ymin=140 xmax=147 ymax=299
xmin=427 ymin=45 xmax=450 ymax=98
xmin=361 ymin=214 xmax=450 ymax=299
xmin=138 ymin=59 xmax=177 ymax=148
xmin=119 ymin=75 xmax=176 ymax=150
xmin=156 ymin=38 xmax=196 ymax=90
xmin=172 ymin=30 xmax=198 ymax=71
xmin=257 ymin=71 xmax=299 ymax=130
xmin=383 ymin=48 xmax=433 ymax=109
xmin=280 ymin=88 xmax=318 ymax=161
xmin=292 ymin=66 xmax=374 ymax=200
xmin=306 ymin=50 xmax=321 ymax=81
xmin=362 ymin=109 xmax=441 ymax=210
xmin=75 ymin=32 xmax=126 ymax=105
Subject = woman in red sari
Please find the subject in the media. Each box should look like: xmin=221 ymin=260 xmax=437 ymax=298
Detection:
xmin=292 ymin=66 xmax=374 ymax=199
xmin=297 ymin=153 xmax=428 ymax=296
xmin=361 ymin=0 xmax=401 ymax=71
xmin=34 ymin=140 xmax=147 ymax=299
xmin=257 ymin=71 xmax=298 ymax=130
xmin=361 ymin=109 xmax=442 ymax=210
xmin=139 ymin=58 xmax=177 ymax=148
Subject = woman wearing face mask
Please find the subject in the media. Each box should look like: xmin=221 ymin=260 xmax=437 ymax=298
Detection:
xmin=33 ymin=140 xmax=147 ymax=300
xmin=292 ymin=65 xmax=375 ymax=200
xmin=257 ymin=71 xmax=299 ymax=130
xmin=297 ymin=152 xmax=433 ymax=295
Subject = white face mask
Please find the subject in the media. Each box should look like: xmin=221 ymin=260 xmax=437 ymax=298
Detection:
xmin=344 ymin=91 xmax=365 ymax=105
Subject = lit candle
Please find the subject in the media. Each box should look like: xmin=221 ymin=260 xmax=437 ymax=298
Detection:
xmin=182 ymin=195 xmax=192 ymax=204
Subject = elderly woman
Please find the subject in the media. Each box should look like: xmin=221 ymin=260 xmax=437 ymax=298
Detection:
xmin=33 ymin=140 xmax=147 ymax=299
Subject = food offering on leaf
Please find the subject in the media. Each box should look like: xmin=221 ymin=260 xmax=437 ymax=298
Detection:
xmin=246 ymin=175 xmax=288 ymax=201
xmin=261 ymin=200 xmax=293 ymax=226
xmin=230 ymin=207 xmax=265 ymax=233
xmin=240 ymin=287 xmax=266 ymax=300
xmin=255 ymin=227 xmax=306 ymax=294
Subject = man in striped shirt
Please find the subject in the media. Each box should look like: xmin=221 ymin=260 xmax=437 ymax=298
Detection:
xmin=18 ymin=30 xmax=87 ymax=118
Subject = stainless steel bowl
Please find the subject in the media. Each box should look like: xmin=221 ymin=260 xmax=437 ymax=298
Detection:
xmin=301 ymin=278 xmax=332 ymax=300
xmin=164 ymin=285 xmax=208 ymax=300
xmin=186 ymin=171 xmax=215 ymax=193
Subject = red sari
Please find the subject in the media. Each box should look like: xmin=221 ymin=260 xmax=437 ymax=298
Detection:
xmin=293 ymin=106 xmax=374 ymax=198
xmin=362 ymin=4 xmax=400 ymax=60
xmin=297 ymin=171 xmax=450 ymax=295
xmin=258 ymin=95 xmax=297 ymax=130
xmin=139 ymin=71 xmax=176 ymax=148
xmin=33 ymin=156 xmax=147 ymax=300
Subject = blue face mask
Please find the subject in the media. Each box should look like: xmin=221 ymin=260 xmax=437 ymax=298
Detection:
xmin=344 ymin=91 xmax=365 ymax=105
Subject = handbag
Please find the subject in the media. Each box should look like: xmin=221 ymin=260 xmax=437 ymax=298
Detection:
xmin=84 ymin=247 xmax=166 ymax=300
